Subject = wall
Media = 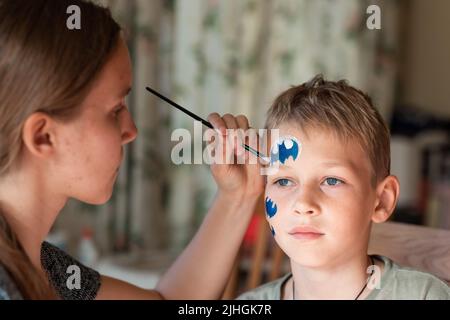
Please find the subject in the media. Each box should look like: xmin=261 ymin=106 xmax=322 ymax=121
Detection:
xmin=400 ymin=0 xmax=450 ymax=118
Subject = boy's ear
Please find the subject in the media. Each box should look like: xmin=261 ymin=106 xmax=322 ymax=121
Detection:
xmin=372 ymin=175 xmax=400 ymax=223
xmin=22 ymin=112 xmax=56 ymax=159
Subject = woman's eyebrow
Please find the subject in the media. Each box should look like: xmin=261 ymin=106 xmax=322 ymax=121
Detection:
xmin=120 ymin=86 xmax=132 ymax=98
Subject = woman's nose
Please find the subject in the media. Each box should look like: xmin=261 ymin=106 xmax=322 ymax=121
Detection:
xmin=121 ymin=112 xmax=138 ymax=145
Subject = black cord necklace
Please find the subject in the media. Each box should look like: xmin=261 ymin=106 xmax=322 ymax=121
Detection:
xmin=292 ymin=256 xmax=375 ymax=300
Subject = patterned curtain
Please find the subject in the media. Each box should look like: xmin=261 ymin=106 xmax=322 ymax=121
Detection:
xmin=54 ymin=0 xmax=402 ymax=256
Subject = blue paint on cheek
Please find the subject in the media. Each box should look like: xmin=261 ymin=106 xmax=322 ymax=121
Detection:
xmin=265 ymin=197 xmax=277 ymax=218
xmin=270 ymin=225 xmax=275 ymax=236
xmin=270 ymin=137 xmax=299 ymax=165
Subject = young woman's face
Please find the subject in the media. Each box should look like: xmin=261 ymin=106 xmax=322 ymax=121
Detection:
xmin=54 ymin=37 xmax=137 ymax=204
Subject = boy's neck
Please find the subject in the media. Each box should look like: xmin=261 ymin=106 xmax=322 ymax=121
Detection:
xmin=286 ymin=254 xmax=381 ymax=300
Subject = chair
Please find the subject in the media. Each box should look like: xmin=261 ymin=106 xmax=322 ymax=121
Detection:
xmin=368 ymin=221 xmax=450 ymax=283
xmin=222 ymin=206 xmax=450 ymax=299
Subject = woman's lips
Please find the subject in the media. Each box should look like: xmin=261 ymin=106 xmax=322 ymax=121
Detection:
xmin=288 ymin=226 xmax=324 ymax=240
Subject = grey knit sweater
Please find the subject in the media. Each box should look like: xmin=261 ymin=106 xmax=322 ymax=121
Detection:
xmin=0 ymin=241 xmax=101 ymax=300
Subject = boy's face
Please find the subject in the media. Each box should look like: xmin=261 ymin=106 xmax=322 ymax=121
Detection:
xmin=265 ymin=123 xmax=377 ymax=268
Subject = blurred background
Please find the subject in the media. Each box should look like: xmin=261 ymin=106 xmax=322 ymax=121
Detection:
xmin=50 ymin=0 xmax=450 ymax=290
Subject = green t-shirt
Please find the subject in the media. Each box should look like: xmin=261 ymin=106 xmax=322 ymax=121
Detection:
xmin=237 ymin=255 xmax=449 ymax=300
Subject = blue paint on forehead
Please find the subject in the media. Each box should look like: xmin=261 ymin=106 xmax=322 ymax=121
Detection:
xmin=270 ymin=137 xmax=300 ymax=165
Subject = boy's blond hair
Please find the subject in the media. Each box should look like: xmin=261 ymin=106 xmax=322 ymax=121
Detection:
xmin=265 ymin=74 xmax=390 ymax=185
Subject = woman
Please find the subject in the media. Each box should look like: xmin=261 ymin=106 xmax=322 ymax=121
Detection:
xmin=0 ymin=0 xmax=264 ymax=299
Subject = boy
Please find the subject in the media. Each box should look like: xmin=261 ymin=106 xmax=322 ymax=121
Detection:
xmin=238 ymin=75 xmax=450 ymax=300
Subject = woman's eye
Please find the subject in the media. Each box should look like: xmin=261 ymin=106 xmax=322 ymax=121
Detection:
xmin=275 ymin=178 xmax=293 ymax=187
xmin=323 ymin=177 xmax=343 ymax=186
xmin=113 ymin=104 xmax=125 ymax=116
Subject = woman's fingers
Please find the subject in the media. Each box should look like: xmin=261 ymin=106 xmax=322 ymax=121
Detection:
xmin=206 ymin=113 xmax=231 ymax=163
xmin=206 ymin=112 xmax=263 ymax=165
xmin=206 ymin=112 xmax=265 ymax=197
xmin=222 ymin=114 xmax=241 ymax=160
xmin=246 ymin=132 xmax=263 ymax=177
xmin=206 ymin=113 xmax=227 ymax=162
xmin=207 ymin=112 xmax=226 ymax=135
xmin=235 ymin=115 xmax=251 ymax=159
xmin=227 ymin=114 xmax=250 ymax=158
xmin=222 ymin=113 xmax=239 ymax=130
xmin=235 ymin=114 xmax=249 ymax=130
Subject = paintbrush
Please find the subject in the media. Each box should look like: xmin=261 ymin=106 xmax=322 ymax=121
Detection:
xmin=145 ymin=86 xmax=269 ymax=162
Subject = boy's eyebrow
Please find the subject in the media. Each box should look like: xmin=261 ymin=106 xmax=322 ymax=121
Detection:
xmin=321 ymin=161 xmax=347 ymax=167
xmin=274 ymin=161 xmax=355 ymax=171
xmin=320 ymin=160 xmax=358 ymax=172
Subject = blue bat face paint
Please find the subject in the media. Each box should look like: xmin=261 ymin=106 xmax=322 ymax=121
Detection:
xmin=270 ymin=225 xmax=275 ymax=236
xmin=265 ymin=197 xmax=277 ymax=218
xmin=270 ymin=136 xmax=300 ymax=165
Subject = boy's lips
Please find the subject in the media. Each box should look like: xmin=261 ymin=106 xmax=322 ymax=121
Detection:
xmin=288 ymin=225 xmax=324 ymax=240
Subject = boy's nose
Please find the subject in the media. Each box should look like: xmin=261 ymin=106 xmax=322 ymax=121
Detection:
xmin=293 ymin=188 xmax=320 ymax=216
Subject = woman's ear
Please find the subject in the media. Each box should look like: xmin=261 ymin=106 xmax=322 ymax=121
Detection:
xmin=372 ymin=175 xmax=400 ymax=223
xmin=22 ymin=112 xmax=56 ymax=159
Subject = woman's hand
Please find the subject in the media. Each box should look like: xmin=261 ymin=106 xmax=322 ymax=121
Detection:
xmin=154 ymin=113 xmax=266 ymax=299
xmin=206 ymin=113 xmax=265 ymax=202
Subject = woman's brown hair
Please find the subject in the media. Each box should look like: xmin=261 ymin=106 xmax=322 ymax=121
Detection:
xmin=0 ymin=0 xmax=121 ymax=299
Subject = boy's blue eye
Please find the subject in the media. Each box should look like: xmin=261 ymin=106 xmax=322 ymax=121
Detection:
xmin=276 ymin=178 xmax=292 ymax=187
xmin=323 ymin=177 xmax=343 ymax=186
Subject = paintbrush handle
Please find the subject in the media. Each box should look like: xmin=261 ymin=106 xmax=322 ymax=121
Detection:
xmin=145 ymin=87 xmax=213 ymax=129
xmin=145 ymin=86 xmax=268 ymax=162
